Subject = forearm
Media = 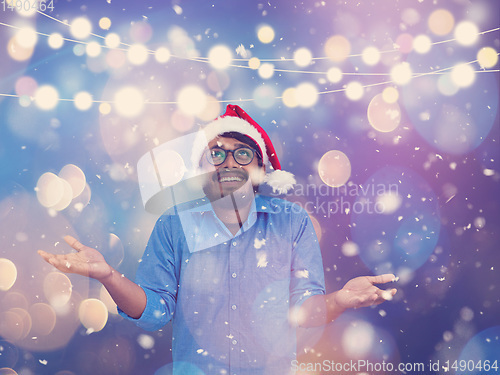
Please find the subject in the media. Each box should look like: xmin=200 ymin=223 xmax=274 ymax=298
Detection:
xmin=297 ymin=292 xmax=345 ymax=328
xmin=99 ymin=268 xmax=147 ymax=319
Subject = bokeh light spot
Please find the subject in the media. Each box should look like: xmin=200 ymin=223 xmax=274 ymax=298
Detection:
xmin=74 ymin=92 xmax=93 ymax=111
xmin=382 ymin=87 xmax=399 ymax=104
xmin=129 ymin=21 xmax=153 ymax=43
xmin=7 ymin=37 xmax=34 ymax=61
xmin=318 ymin=150 xmax=351 ymax=187
xmin=293 ymin=47 xmax=313 ymax=67
xmin=248 ymin=57 xmax=261 ymax=70
xmin=50 ymin=178 xmax=73 ymax=211
xmin=73 ymin=44 xmax=85 ymax=57
xmin=0 ymin=311 xmax=24 ymax=341
xmin=155 ymin=47 xmax=171 ymax=63
xmin=282 ymin=87 xmax=298 ymax=108
xmin=19 ymin=95 xmax=31 ymax=107
xmin=367 ymin=93 xmax=401 ymax=132
xmin=324 ymin=35 xmax=351 ymax=62
xmin=376 ymin=191 xmax=403 ymax=214
xmin=428 ymin=9 xmax=454 ymax=36
xmin=390 ymin=62 xmax=412 ymax=85
xmin=437 ymin=73 xmax=459 ymax=96
xmin=48 ymin=33 xmax=64 ymax=49
xmin=451 ymin=63 xmax=475 ymax=88
xmin=454 ymin=21 xmax=479 ymax=46
xmin=99 ymin=102 xmax=112 ymax=115
xmin=395 ymin=33 xmax=413 ymax=54
xmin=36 ymin=172 xmax=64 ymax=208
xmin=0 ymin=258 xmax=17 ymax=291
xmin=258 ymin=63 xmax=275 ymax=79
xmin=197 ymin=97 xmax=221 ymax=122
xmin=459 ymin=326 xmax=500 ymax=372
xmin=104 ymin=33 xmax=121 ymax=48
xmin=29 ymin=303 xmax=57 ymax=336
xmin=257 ymin=25 xmax=275 ymax=44
xmin=137 ymin=334 xmax=155 ymax=350
xmin=345 ymin=81 xmax=364 ymax=101
xmin=99 ymin=17 xmax=112 ymax=30
xmin=477 ymin=47 xmax=498 ymax=69
xmin=402 ymin=8 xmax=420 ymax=26
xmin=78 ymin=299 xmax=108 ymax=333
xmin=113 ymin=86 xmax=144 ymax=117
xmin=342 ymin=320 xmax=375 ymax=358
xmin=326 ymin=67 xmax=343 ymax=83
xmin=341 ymin=241 xmax=359 ymax=257
xmin=70 ymin=17 xmax=92 ymax=39
xmin=295 ymin=82 xmax=319 ymax=108
xmin=361 ymin=46 xmax=381 ymax=66
xmin=208 ymin=45 xmax=233 ymax=69
xmin=34 ymin=85 xmax=59 ymax=110
xmin=59 ymin=164 xmax=86 ymax=199
xmin=43 ymin=272 xmax=73 ymax=308
xmin=15 ymin=28 xmax=37 ymax=49
xmin=127 ymin=44 xmax=149 ymax=65
xmin=0 ymin=368 xmax=18 ymax=375
xmin=103 ymin=233 xmax=125 ymax=268
xmin=105 ymin=49 xmax=126 ymax=69
xmin=85 ymin=41 xmax=102 ymax=58
xmin=413 ymin=34 xmax=432 ymax=54
xmin=177 ymin=86 xmax=207 ymax=116
xmin=15 ymin=76 xmax=37 ymax=96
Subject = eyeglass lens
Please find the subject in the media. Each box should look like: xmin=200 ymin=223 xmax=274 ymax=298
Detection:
xmin=207 ymin=147 xmax=255 ymax=166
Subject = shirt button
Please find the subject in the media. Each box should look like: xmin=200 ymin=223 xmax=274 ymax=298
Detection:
xmin=232 ymin=241 xmax=237 ymax=246
xmin=231 ymin=273 xmax=237 ymax=278
xmin=231 ymin=304 xmax=237 ymax=310
xmin=232 ymin=339 xmax=237 ymax=345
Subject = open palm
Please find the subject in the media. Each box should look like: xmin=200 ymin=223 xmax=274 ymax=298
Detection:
xmin=335 ymin=274 xmax=397 ymax=309
xmin=38 ymin=235 xmax=113 ymax=282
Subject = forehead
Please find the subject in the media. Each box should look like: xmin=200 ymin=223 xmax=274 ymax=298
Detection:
xmin=207 ymin=136 xmax=249 ymax=149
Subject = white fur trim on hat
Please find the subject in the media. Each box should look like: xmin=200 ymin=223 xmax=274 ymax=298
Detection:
xmin=265 ymin=170 xmax=296 ymax=194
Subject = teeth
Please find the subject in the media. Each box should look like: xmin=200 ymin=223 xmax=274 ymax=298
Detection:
xmin=219 ymin=176 xmax=243 ymax=182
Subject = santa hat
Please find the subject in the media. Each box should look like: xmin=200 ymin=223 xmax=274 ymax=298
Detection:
xmin=192 ymin=104 xmax=296 ymax=194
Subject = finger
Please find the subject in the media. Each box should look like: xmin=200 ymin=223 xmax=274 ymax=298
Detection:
xmin=38 ymin=250 xmax=57 ymax=265
xmin=64 ymin=235 xmax=84 ymax=252
xmin=368 ymin=274 xmax=396 ymax=285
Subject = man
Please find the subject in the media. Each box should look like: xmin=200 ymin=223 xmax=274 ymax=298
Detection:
xmin=39 ymin=105 xmax=397 ymax=374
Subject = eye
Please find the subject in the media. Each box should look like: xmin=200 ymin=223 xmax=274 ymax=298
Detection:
xmin=235 ymin=148 xmax=252 ymax=158
xmin=210 ymin=148 xmax=225 ymax=158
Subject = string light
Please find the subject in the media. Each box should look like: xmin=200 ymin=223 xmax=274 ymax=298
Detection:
xmin=0 ymin=13 xmax=498 ymax=108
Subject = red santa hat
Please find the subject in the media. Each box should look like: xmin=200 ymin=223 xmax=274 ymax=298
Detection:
xmin=192 ymin=104 xmax=296 ymax=194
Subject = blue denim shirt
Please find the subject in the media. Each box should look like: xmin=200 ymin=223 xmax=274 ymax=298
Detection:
xmin=119 ymin=195 xmax=325 ymax=374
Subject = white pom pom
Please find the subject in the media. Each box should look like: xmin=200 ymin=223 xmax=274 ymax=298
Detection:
xmin=265 ymin=170 xmax=296 ymax=194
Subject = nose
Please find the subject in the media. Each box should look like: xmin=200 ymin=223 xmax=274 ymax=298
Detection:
xmin=220 ymin=151 xmax=239 ymax=168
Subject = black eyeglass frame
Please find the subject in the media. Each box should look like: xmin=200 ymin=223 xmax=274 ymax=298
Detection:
xmin=205 ymin=146 xmax=261 ymax=166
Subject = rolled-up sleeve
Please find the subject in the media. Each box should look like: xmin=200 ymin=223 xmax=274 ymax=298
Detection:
xmin=118 ymin=215 xmax=178 ymax=331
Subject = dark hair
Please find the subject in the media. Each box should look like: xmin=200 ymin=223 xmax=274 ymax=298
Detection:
xmin=219 ymin=132 xmax=263 ymax=167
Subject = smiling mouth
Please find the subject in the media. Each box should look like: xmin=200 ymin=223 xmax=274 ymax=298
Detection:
xmin=219 ymin=176 xmax=244 ymax=182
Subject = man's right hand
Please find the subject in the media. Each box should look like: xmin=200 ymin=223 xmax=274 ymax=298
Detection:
xmin=38 ymin=235 xmax=113 ymax=282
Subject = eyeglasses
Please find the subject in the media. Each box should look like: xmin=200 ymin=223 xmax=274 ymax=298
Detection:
xmin=205 ymin=146 xmax=259 ymax=166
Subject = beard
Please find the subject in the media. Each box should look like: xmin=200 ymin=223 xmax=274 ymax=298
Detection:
xmin=202 ymin=168 xmax=258 ymax=209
